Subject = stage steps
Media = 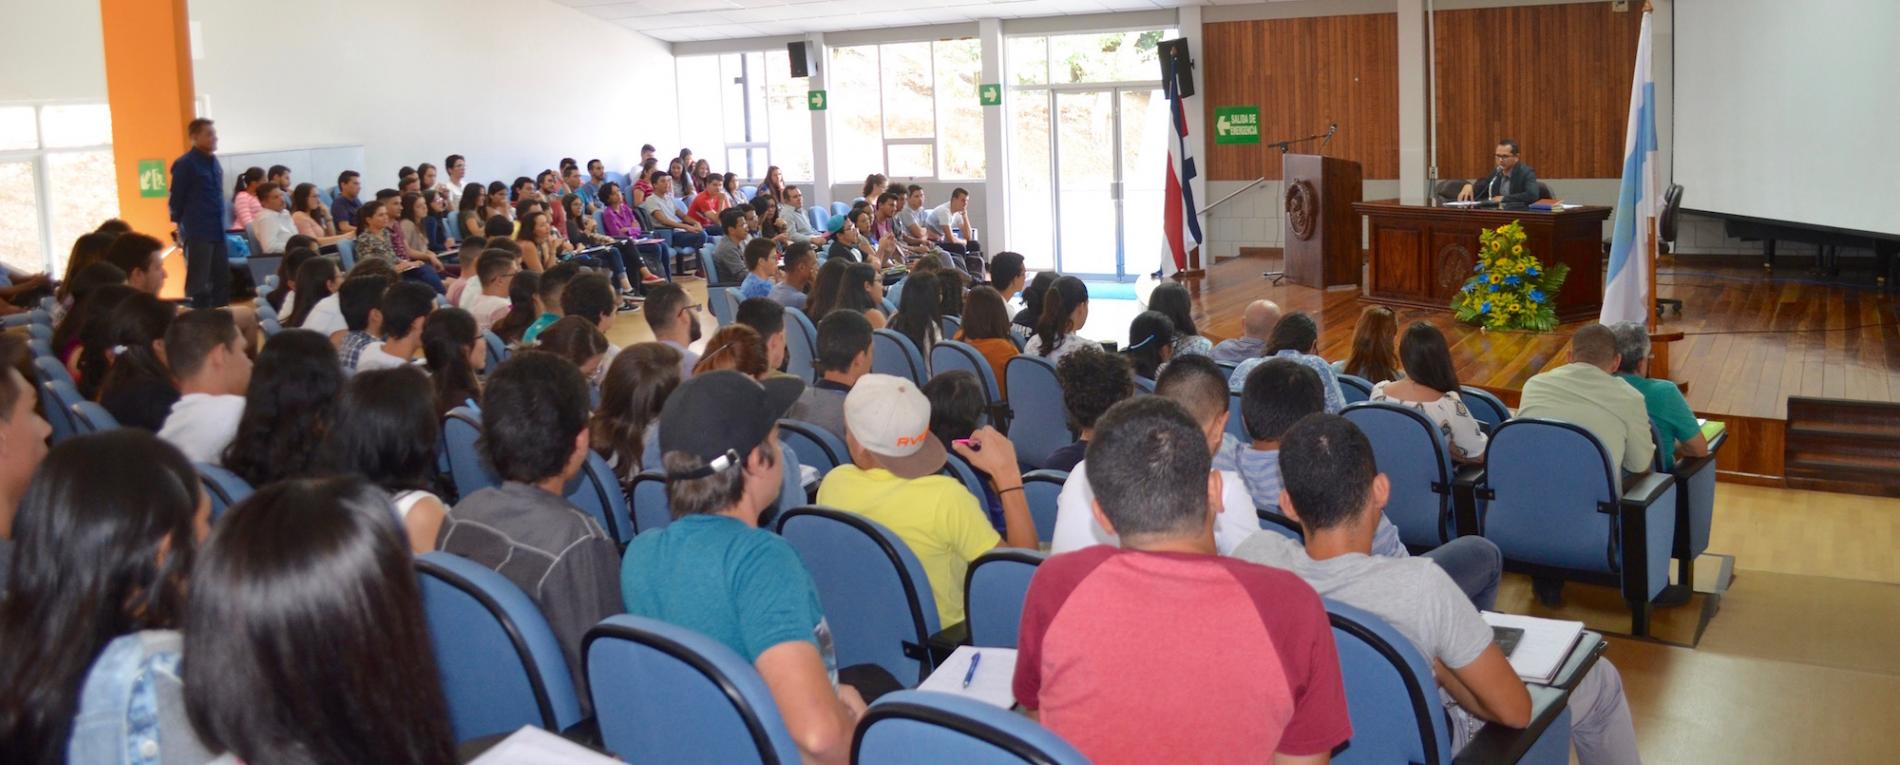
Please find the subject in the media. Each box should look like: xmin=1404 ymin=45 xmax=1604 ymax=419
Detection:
xmin=1785 ymin=397 xmax=1900 ymax=497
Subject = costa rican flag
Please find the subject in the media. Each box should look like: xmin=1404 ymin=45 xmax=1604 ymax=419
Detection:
xmin=1161 ymin=73 xmax=1202 ymax=276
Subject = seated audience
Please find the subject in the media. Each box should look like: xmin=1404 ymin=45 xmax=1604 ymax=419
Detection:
xmin=1518 ymin=323 xmax=1655 ymax=475
xmin=836 ymin=263 xmax=889 ymax=328
xmin=642 ymin=283 xmax=702 ymax=376
xmin=536 ymin=316 xmax=610 ymax=381
xmin=101 ymin=232 xmax=169 ymax=297
xmin=739 ymin=238 xmax=780 ymax=300
xmin=283 ymin=256 xmax=342 ymax=333
xmin=52 ymin=232 xmax=118 ymax=323
xmin=1372 ymin=322 xmax=1488 ymax=461
xmin=0 ymin=431 xmax=209 ymax=764
xmin=351 ymin=200 xmax=402 ymax=266
xmin=0 ymin=335 xmax=54 ymax=588
xmin=640 ymin=174 xmax=708 ymax=270
xmin=222 ymin=329 xmax=345 ymax=488
xmin=1213 ymin=299 xmax=1280 ymax=362
xmin=622 ymin=371 xmax=883 ymax=765
xmin=1013 ymin=271 xmax=1058 ymax=331
xmin=266 ymin=246 xmax=318 ymax=315
xmin=290 ymin=183 xmax=344 ymax=243
xmin=923 ymin=369 xmax=1004 ymax=529
xmin=421 ymin=307 xmax=484 ymax=417
xmin=889 ymin=271 xmax=943 ymax=356
xmin=771 ymin=242 xmax=815 ymax=310
xmin=988 ymin=251 xmax=1026 ymax=306
xmin=457 ymin=182 xmax=487 ymax=239
xmin=333 ymin=272 xmax=392 ymax=366
xmin=688 ymin=180 xmax=728 ymax=229
xmin=1014 ymin=397 xmax=1351 ymax=764
xmin=93 ymin=293 xmax=180 ymax=431
xmin=183 ymin=477 xmax=458 ymax=765
xmin=1228 ymin=312 xmax=1346 ymax=413
xmin=1609 ymin=321 xmax=1709 ymax=470
xmin=591 ymin=343 xmax=683 ymax=481
xmin=937 ymin=270 xmax=965 ymax=319
xmin=330 ymin=170 xmax=363 ymax=234
xmin=694 ymin=324 xmax=770 ymax=379
xmin=736 ymin=297 xmax=790 ymax=376
xmin=356 ymin=282 xmax=436 ymax=372
xmin=249 ymin=182 xmax=299 ymax=254
xmin=1121 ymin=310 xmax=1175 ymax=381
xmin=522 ymin=261 xmax=582 ymax=344
xmin=437 ymin=351 xmax=621 ymax=688
xmin=490 ymin=270 xmax=542 ymax=346
xmin=1045 ymin=349 xmax=1135 ymax=473
xmin=781 ymin=186 xmax=827 ymax=247
xmin=321 ymin=368 xmax=449 ymax=553
xmin=708 ymin=207 xmax=750 ymax=283
xmin=788 ymin=309 xmax=874 ymax=438
xmin=825 ymin=212 xmax=877 ymax=266
xmin=64 ymin=283 xmax=136 ymax=388
xmin=1234 ymin=414 xmax=1641 ymax=764
xmin=557 ymin=272 xmax=623 ymax=366
xmin=802 ymin=259 xmax=846 ymax=324
xmin=1024 ymin=275 xmax=1096 ymax=363
xmin=1147 ymin=281 xmax=1211 ymax=357
xmin=158 ymin=310 xmax=252 ymax=463
xmin=1335 ymin=305 xmax=1403 ymax=383
xmin=955 ymin=286 xmax=1018 ymax=397
xmin=817 ymin=372 xmax=1039 ymax=626
xmin=467 ymin=249 xmax=518 ymax=333
xmin=1053 ymin=356 xmax=1258 ymax=555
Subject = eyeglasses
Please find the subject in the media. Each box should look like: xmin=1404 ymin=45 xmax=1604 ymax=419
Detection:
xmin=1494 ymin=153 xmax=1514 ymax=160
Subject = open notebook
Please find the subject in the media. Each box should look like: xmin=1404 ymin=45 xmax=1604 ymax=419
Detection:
xmin=1482 ymin=612 xmax=1585 ymax=685
xmin=918 ymin=646 xmax=1018 ymax=708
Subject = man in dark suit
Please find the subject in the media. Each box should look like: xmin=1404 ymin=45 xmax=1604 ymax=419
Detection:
xmin=1458 ymin=138 xmax=1540 ymax=208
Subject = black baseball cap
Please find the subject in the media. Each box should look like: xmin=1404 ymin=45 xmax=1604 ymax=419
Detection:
xmin=658 ymin=370 xmax=804 ymax=480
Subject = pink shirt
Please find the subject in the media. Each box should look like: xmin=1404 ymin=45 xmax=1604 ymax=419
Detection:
xmin=231 ymin=190 xmax=263 ymax=230
xmin=1014 ymin=546 xmax=1351 ymax=765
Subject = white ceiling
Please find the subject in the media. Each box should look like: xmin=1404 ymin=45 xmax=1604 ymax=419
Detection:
xmin=551 ymin=0 xmax=1198 ymax=42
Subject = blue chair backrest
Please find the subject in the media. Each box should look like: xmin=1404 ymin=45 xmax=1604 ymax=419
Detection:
xmin=320 ymin=186 xmax=337 ymax=206
xmin=741 ymin=184 xmax=757 ymax=199
xmin=25 ymin=322 xmax=49 ymax=342
xmin=586 ymin=614 xmax=803 ymax=765
xmin=483 ymin=331 xmax=508 ymax=373
xmin=880 ymin=296 xmax=898 ymax=316
xmin=1338 ymin=373 xmax=1374 ymax=404
xmin=831 ymin=201 xmax=849 ymax=218
xmin=1005 ymin=355 xmax=1066 ymax=468
xmin=417 ymin=552 xmax=584 ymax=743
xmin=565 ymin=452 xmax=632 ymax=544
xmin=70 ymin=400 xmax=119 ymax=434
xmin=854 ymin=690 xmax=1090 ymax=765
xmin=444 ymin=407 xmax=500 ymax=499
xmin=1021 ymin=469 xmax=1067 ymax=543
xmin=964 ymin=550 xmax=1045 ymax=649
xmin=872 ymin=329 xmax=927 ymax=386
xmin=776 ymin=507 xmax=940 ymax=685
xmin=1655 ymin=422 xmax=1716 ymax=559
xmin=27 ymin=337 xmax=52 ymax=364
xmin=260 ymin=316 xmax=284 ymax=337
xmin=941 ymin=453 xmax=984 ymax=500
xmin=1326 ymin=600 xmax=1453 ymax=765
xmin=1225 ymin=393 xmax=1249 ymax=442
xmin=335 ymin=238 xmax=356 ymax=269
xmin=195 ymin=463 xmax=254 ymax=522
xmin=1133 ymin=375 xmax=1156 ymax=394
xmin=1483 ymin=419 xmax=1621 ymax=573
xmin=808 ymin=207 xmax=828 ymax=232
xmin=1343 ymin=402 xmax=1456 ymax=546
xmin=712 ymin=286 xmax=741 ymax=327
xmin=778 ymin=419 xmax=848 ymax=478
xmin=37 ymin=377 xmax=80 ymax=443
xmin=629 ymin=470 xmax=671 ymax=535
xmin=1460 ymin=387 xmax=1510 ymax=429
xmin=784 ymin=308 xmax=817 ymax=382
xmin=1256 ymin=509 xmax=1306 ymax=541
xmin=929 ymin=340 xmax=1000 ymax=404
xmin=939 ymin=315 xmax=962 ymax=341
xmin=33 ymin=354 xmax=75 ymax=391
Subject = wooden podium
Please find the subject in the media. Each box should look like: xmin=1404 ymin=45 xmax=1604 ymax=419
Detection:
xmin=1282 ymin=154 xmax=1362 ymax=288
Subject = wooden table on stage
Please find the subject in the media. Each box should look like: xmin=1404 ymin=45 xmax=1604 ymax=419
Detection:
xmin=1352 ymin=201 xmax=1613 ymax=321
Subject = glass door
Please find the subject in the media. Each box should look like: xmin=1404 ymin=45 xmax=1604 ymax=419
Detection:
xmin=1118 ymin=88 xmax=1168 ymax=280
xmin=1053 ymin=91 xmax=1118 ymax=277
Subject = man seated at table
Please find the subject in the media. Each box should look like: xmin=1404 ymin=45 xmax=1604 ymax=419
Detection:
xmin=1233 ymin=413 xmax=1641 ymax=765
xmin=1457 ymin=138 xmax=1540 ymax=208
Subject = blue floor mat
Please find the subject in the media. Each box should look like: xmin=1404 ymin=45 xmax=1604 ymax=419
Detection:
xmin=1083 ymin=281 xmax=1138 ymax=301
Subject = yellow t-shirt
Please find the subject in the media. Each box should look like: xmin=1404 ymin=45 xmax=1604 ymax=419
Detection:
xmin=816 ymin=465 xmax=1000 ymax=626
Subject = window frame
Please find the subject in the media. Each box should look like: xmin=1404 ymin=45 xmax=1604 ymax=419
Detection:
xmin=829 ymin=38 xmax=986 ymax=184
xmin=678 ymin=50 xmax=813 ymax=185
xmin=0 ymin=101 xmax=117 ymax=276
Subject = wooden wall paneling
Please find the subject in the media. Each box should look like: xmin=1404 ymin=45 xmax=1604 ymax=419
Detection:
xmin=1432 ymin=3 xmax=1645 ymax=180
xmin=1202 ymin=14 xmax=1400 ymax=181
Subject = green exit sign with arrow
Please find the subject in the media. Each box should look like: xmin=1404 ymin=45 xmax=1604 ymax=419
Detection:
xmin=1213 ymin=106 xmax=1260 ymax=145
xmin=137 ymin=159 xmax=167 ymax=198
xmin=808 ymin=90 xmax=827 ymax=111
xmin=979 ymin=83 xmax=1002 ymax=107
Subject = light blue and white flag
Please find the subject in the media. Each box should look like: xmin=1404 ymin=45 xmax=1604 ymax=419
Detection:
xmin=1601 ymin=10 xmax=1658 ymax=326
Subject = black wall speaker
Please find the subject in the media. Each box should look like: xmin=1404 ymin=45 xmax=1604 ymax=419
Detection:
xmin=789 ymin=41 xmax=810 ymax=78
xmin=1157 ymin=37 xmax=1193 ymax=98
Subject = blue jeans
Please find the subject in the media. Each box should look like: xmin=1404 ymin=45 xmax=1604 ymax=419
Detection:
xmin=1421 ymin=535 xmax=1503 ymax=610
xmin=404 ymin=262 xmax=445 ymax=294
xmin=182 ymin=235 xmax=232 ymax=308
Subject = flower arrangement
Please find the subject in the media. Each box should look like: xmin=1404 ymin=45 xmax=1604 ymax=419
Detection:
xmin=1452 ymin=220 xmax=1569 ymax=332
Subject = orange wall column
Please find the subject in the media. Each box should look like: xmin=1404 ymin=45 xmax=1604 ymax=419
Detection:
xmin=99 ymin=0 xmax=196 ymax=296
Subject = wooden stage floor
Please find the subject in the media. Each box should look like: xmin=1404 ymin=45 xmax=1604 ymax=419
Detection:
xmin=1180 ymin=253 xmax=1900 ymax=481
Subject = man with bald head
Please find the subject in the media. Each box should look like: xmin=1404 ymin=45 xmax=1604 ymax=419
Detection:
xmin=1212 ymin=300 xmax=1281 ymax=363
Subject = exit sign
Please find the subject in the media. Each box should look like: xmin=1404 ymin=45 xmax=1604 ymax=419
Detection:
xmin=138 ymin=159 xmax=168 ymax=198
xmin=1213 ymin=106 xmax=1261 ymax=145
xmin=808 ymin=90 xmax=828 ymax=111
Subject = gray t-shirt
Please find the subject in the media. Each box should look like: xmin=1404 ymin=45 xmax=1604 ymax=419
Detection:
xmin=1230 ymin=531 xmax=1491 ymax=671
xmin=787 ymin=382 xmax=849 ymax=441
xmin=709 ymin=236 xmax=746 ymax=283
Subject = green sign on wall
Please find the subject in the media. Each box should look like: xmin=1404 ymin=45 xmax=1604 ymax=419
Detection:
xmin=1213 ymin=106 xmax=1261 ymax=145
xmin=979 ymin=84 xmax=1002 ymax=107
xmin=137 ymin=159 xmax=167 ymax=198
xmin=808 ymin=90 xmax=828 ymax=111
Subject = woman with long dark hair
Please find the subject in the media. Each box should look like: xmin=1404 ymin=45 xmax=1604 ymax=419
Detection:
xmin=861 ymin=173 xmax=888 ymax=202
xmin=757 ymin=165 xmax=785 ymax=203
xmin=1026 ymin=275 xmax=1094 ymax=363
xmin=1013 ymin=270 xmax=1058 ymax=330
xmin=804 ymin=258 xmax=849 ymax=321
xmin=1371 ymin=321 xmax=1487 ymax=461
xmin=722 ymin=172 xmax=744 ymax=208
xmin=956 ymin=286 xmax=1017 ymax=397
xmin=229 ymin=166 xmax=265 ymax=232
xmin=266 ymin=247 xmax=317 ymax=315
xmin=890 ymin=271 xmax=943 ymax=355
xmin=1122 ymin=310 xmax=1176 ymax=381
xmin=183 ymin=477 xmax=457 ymax=765
xmin=70 ymin=284 xmax=140 ymax=399
xmin=456 ymin=182 xmax=486 ymax=239
xmin=321 ymin=367 xmax=449 ymax=552
xmin=836 ymin=262 xmax=889 ymax=329
xmin=282 ymin=256 xmax=340 ymax=329
xmin=93 ymin=293 xmax=179 ymax=431
xmin=221 ymin=329 xmax=344 ymax=488
xmin=591 ymin=342 xmax=682 ymax=481
xmin=1337 ymin=305 xmax=1403 ymax=384
xmin=490 ymin=270 xmax=541 ymax=345
xmin=421 ymin=307 xmax=482 ymax=417
xmin=0 ymin=430 xmax=208 ymax=765
xmin=289 ymin=183 xmax=342 ymax=242
xmin=1147 ymin=281 xmax=1210 ymax=358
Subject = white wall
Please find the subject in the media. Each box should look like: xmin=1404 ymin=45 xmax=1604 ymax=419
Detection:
xmin=0 ymin=1 xmax=106 ymax=103
xmin=187 ymin=0 xmax=677 ymax=189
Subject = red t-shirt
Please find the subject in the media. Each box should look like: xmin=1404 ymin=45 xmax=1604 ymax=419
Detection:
xmin=687 ymin=190 xmax=726 ymax=227
xmin=1013 ymin=546 xmax=1351 ymax=764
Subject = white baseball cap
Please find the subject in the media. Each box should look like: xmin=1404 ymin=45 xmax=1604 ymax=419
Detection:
xmin=843 ymin=373 xmax=947 ymax=479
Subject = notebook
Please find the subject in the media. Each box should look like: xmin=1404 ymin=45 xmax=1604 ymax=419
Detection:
xmin=1481 ymin=612 xmax=1585 ymax=685
xmin=918 ymin=646 xmax=1018 ymax=708
xmin=1698 ymin=418 xmax=1726 ymax=441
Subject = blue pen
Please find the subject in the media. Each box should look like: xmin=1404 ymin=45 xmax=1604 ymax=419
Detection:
xmin=961 ymin=651 xmax=982 ymax=689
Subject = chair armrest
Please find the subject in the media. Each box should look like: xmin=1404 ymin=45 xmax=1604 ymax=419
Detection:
xmin=1618 ymin=472 xmax=1676 ymax=510
xmin=928 ymin=621 xmax=970 ymax=666
xmin=1450 ymin=464 xmax=1485 ymax=538
xmin=1453 ymin=685 xmax=1569 ymax=764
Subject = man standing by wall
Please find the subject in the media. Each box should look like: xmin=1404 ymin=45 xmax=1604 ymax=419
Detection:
xmin=168 ymin=118 xmax=230 ymax=308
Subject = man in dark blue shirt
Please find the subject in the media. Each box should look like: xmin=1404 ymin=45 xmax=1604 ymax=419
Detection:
xmin=330 ymin=170 xmax=362 ymax=234
xmin=168 ymin=118 xmax=231 ymax=308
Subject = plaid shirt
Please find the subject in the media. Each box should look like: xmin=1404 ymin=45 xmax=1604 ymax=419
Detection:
xmin=339 ymin=331 xmax=374 ymax=369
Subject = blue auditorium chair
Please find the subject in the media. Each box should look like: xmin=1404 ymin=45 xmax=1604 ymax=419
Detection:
xmin=416 ymin=552 xmax=584 ymax=744
xmin=585 ymin=614 xmax=803 ymax=764
xmin=1021 ymin=469 xmax=1067 ymax=543
xmin=1338 ymin=373 xmax=1374 ymax=404
xmin=443 ymin=406 xmax=500 ymax=499
xmin=69 ymin=400 xmax=119 ymax=434
xmin=962 ymin=549 xmax=1045 ymax=649
xmin=1343 ymin=402 xmax=1459 ymax=548
xmin=871 ymin=329 xmax=927 ymax=386
xmin=778 ymin=419 xmax=848 ymax=477
xmin=784 ymin=307 xmax=817 ymax=382
xmin=930 ymin=339 xmax=1000 ymax=405
xmin=776 ymin=507 xmax=940 ymax=686
xmin=1326 ymin=600 xmax=1456 ymax=764
xmin=1461 ymin=386 xmax=1511 ymax=431
xmin=482 ymin=330 xmax=509 ymax=374
xmin=1226 ymin=392 xmax=1250 ymax=442
xmin=940 ymin=452 xmax=984 ymax=500
xmin=37 ymin=377 xmax=80 ymax=444
xmin=939 ymin=314 xmax=961 ymax=340
xmin=1004 ymin=355 xmax=1065 ymax=469
xmin=712 ymin=286 xmax=741 ymax=327
xmin=629 ymin=470 xmax=671 ymax=535
xmin=854 ymin=690 xmax=1089 ymax=765
xmin=565 ymin=452 xmax=633 ymax=544
xmin=195 ymin=463 xmax=254 ymax=521
xmin=1654 ymin=422 xmax=1724 ymax=599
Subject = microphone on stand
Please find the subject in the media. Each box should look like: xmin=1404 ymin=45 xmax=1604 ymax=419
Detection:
xmin=1321 ymin=122 xmax=1338 ymax=148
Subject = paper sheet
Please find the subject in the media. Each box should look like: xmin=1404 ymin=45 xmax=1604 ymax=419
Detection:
xmin=1481 ymin=612 xmax=1584 ymax=685
xmin=469 ymin=726 xmax=621 ymax=764
xmin=918 ymin=646 xmax=1018 ymax=708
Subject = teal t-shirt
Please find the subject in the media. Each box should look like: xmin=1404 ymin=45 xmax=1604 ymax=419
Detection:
xmin=1617 ymin=373 xmax=1699 ymax=471
xmin=621 ymin=514 xmax=835 ymax=678
xmin=522 ymin=312 xmax=560 ymax=344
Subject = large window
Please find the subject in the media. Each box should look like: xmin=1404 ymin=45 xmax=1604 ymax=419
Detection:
xmin=0 ymin=103 xmax=118 ymax=276
xmin=675 ymin=50 xmax=814 ymax=183
xmin=829 ymin=39 xmax=985 ymax=183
